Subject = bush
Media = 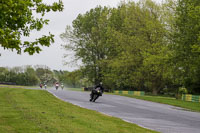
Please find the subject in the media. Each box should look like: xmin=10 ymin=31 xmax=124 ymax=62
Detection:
xmin=176 ymin=87 xmax=188 ymax=99
xmin=178 ymin=87 xmax=188 ymax=94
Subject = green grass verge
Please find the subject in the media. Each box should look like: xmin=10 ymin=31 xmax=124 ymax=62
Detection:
xmin=116 ymin=94 xmax=200 ymax=112
xmin=0 ymin=84 xmax=39 ymax=89
xmin=0 ymin=87 xmax=157 ymax=133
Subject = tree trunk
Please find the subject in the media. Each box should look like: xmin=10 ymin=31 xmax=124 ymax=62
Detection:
xmin=152 ymin=88 xmax=158 ymax=95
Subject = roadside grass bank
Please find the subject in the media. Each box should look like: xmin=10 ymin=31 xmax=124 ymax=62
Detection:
xmin=0 ymin=87 xmax=157 ymax=133
xmin=116 ymin=94 xmax=200 ymax=112
xmin=0 ymin=84 xmax=39 ymax=89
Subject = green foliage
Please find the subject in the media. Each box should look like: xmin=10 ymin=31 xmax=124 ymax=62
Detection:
xmin=105 ymin=0 xmax=168 ymax=94
xmin=60 ymin=0 xmax=200 ymax=95
xmin=0 ymin=0 xmax=64 ymax=55
xmin=0 ymin=65 xmax=84 ymax=87
xmin=0 ymin=66 xmax=39 ymax=86
xmin=61 ymin=0 xmax=169 ymax=93
xmin=61 ymin=6 xmax=111 ymax=84
xmin=35 ymin=65 xmax=55 ymax=85
xmin=24 ymin=67 xmax=40 ymax=85
xmin=171 ymin=0 xmax=200 ymax=94
xmin=178 ymin=87 xmax=188 ymax=94
xmin=55 ymin=69 xmax=84 ymax=88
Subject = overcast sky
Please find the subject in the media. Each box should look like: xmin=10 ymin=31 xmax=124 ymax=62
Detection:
xmin=0 ymin=0 xmax=162 ymax=71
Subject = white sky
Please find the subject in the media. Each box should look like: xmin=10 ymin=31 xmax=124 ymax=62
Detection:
xmin=0 ymin=0 xmax=162 ymax=71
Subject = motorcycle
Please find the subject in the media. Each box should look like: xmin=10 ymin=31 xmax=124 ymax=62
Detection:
xmin=55 ymin=83 xmax=59 ymax=90
xmin=56 ymin=86 xmax=59 ymax=90
xmin=90 ymin=87 xmax=102 ymax=102
xmin=61 ymin=85 xmax=64 ymax=90
xmin=40 ymin=84 xmax=43 ymax=89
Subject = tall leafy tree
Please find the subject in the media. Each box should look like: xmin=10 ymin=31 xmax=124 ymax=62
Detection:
xmin=61 ymin=0 xmax=200 ymax=95
xmin=60 ymin=6 xmax=111 ymax=84
xmin=103 ymin=0 xmax=168 ymax=94
xmin=24 ymin=66 xmax=39 ymax=85
xmin=138 ymin=0 xmax=169 ymax=94
xmin=35 ymin=66 xmax=54 ymax=84
xmin=0 ymin=67 xmax=9 ymax=83
xmin=0 ymin=0 xmax=63 ymax=55
xmin=172 ymin=0 xmax=200 ymax=93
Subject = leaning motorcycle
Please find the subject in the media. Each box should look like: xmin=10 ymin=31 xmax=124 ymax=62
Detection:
xmin=90 ymin=87 xmax=102 ymax=102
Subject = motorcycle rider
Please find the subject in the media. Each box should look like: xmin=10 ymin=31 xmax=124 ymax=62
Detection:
xmin=40 ymin=83 xmax=43 ymax=89
xmin=90 ymin=82 xmax=104 ymax=102
xmin=61 ymin=83 xmax=64 ymax=90
xmin=55 ymin=82 xmax=59 ymax=90
xmin=44 ymin=83 xmax=47 ymax=89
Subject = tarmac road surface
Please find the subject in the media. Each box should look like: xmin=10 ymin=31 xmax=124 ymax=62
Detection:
xmin=47 ymin=89 xmax=200 ymax=133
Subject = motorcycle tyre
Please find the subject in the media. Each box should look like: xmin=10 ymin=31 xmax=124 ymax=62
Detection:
xmin=93 ymin=95 xmax=99 ymax=102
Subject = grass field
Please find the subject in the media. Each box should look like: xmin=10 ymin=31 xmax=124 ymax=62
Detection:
xmin=0 ymin=87 xmax=157 ymax=133
xmin=116 ymin=94 xmax=200 ymax=112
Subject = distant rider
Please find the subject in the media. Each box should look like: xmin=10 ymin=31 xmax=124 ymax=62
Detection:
xmin=90 ymin=82 xmax=104 ymax=102
xmin=55 ymin=82 xmax=59 ymax=90
xmin=40 ymin=83 xmax=43 ymax=89
xmin=44 ymin=84 xmax=47 ymax=89
xmin=61 ymin=83 xmax=64 ymax=90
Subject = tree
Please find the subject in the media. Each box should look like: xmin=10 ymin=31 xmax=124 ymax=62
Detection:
xmin=35 ymin=66 xmax=54 ymax=84
xmin=0 ymin=67 xmax=9 ymax=83
xmin=0 ymin=0 xmax=64 ymax=55
xmin=65 ymin=70 xmax=82 ymax=88
xmin=102 ymin=0 xmax=168 ymax=94
xmin=24 ymin=66 xmax=39 ymax=85
xmin=60 ymin=6 xmax=111 ymax=84
xmin=172 ymin=0 xmax=200 ymax=94
xmin=138 ymin=0 xmax=169 ymax=94
xmin=61 ymin=1 xmax=170 ymax=93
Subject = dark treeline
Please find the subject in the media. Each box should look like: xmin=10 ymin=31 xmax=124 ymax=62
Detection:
xmin=60 ymin=0 xmax=200 ymax=96
xmin=0 ymin=65 xmax=83 ymax=88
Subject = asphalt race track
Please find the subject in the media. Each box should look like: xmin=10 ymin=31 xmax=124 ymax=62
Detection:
xmin=47 ymin=89 xmax=200 ymax=133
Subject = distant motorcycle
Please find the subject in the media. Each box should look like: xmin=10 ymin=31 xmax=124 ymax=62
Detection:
xmin=55 ymin=83 xmax=59 ymax=90
xmin=61 ymin=85 xmax=64 ymax=90
xmin=40 ymin=84 xmax=43 ymax=89
xmin=90 ymin=87 xmax=102 ymax=102
xmin=55 ymin=86 xmax=59 ymax=90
